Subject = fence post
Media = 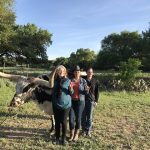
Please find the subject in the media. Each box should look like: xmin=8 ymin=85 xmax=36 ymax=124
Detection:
xmin=3 ymin=62 xmax=5 ymax=73
xmin=27 ymin=64 xmax=29 ymax=77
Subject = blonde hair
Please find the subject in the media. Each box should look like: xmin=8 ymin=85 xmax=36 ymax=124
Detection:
xmin=56 ymin=65 xmax=67 ymax=77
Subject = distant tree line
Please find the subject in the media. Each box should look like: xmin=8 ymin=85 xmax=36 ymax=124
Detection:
xmin=53 ymin=48 xmax=96 ymax=70
xmin=54 ymin=27 xmax=150 ymax=71
xmin=0 ymin=0 xmax=150 ymax=71
xmin=96 ymin=28 xmax=150 ymax=71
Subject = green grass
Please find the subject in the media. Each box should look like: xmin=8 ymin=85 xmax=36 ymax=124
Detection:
xmin=0 ymin=78 xmax=150 ymax=149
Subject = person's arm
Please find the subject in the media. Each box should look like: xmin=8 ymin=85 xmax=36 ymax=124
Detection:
xmin=68 ymin=80 xmax=74 ymax=95
xmin=95 ymin=80 xmax=99 ymax=103
xmin=83 ymin=79 xmax=89 ymax=95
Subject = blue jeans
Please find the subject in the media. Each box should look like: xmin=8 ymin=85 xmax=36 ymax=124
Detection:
xmin=69 ymin=100 xmax=85 ymax=130
xmin=82 ymin=100 xmax=94 ymax=131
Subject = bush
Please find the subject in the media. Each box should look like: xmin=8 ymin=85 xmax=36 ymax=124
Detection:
xmin=118 ymin=58 xmax=142 ymax=87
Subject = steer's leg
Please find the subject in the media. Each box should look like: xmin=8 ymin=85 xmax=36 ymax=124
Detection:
xmin=49 ymin=115 xmax=55 ymax=135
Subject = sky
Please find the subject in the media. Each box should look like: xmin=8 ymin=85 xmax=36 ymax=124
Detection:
xmin=15 ymin=0 xmax=150 ymax=60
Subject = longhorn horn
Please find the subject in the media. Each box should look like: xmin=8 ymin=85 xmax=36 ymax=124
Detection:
xmin=26 ymin=66 xmax=58 ymax=88
xmin=26 ymin=67 xmax=57 ymax=88
xmin=0 ymin=72 xmax=22 ymax=81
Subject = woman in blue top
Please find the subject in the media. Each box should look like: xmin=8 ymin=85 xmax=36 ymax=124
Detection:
xmin=52 ymin=65 xmax=73 ymax=145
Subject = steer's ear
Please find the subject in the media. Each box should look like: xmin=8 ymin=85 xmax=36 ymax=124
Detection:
xmin=23 ymin=83 xmax=35 ymax=93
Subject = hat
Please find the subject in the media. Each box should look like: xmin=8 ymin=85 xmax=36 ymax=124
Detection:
xmin=73 ymin=65 xmax=80 ymax=72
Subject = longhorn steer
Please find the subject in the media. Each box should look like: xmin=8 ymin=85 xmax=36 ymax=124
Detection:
xmin=0 ymin=69 xmax=57 ymax=133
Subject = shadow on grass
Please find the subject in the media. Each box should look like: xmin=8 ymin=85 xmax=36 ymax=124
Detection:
xmin=0 ymin=125 xmax=52 ymax=140
xmin=0 ymin=112 xmax=50 ymax=120
xmin=0 ymin=110 xmax=55 ymax=141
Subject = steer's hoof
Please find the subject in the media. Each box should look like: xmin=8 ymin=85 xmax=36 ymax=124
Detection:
xmin=49 ymin=128 xmax=55 ymax=139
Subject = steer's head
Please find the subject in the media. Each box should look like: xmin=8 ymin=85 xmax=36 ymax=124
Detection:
xmin=0 ymin=66 xmax=59 ymax=108
xmin=9 ymin=77 xmax=36 ymax=107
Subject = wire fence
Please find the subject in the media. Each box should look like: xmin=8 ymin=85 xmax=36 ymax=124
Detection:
xmin=0 ymin=64 xmax=50 ymax=77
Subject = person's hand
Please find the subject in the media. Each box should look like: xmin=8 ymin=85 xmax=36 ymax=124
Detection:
xmin=85 ymin=85 xmax=90 ymax=91
xmin=93 ymin=102 xmax=97 ymax=106
xmin=69 ymin=82 xmax=73 ymax=91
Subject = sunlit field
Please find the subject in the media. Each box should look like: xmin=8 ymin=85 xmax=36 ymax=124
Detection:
xmin=0 ymin=78 xmax=150 ymax=150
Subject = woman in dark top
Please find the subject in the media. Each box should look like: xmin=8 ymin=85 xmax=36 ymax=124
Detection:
xmin=82 ymin=68 xmax=99 ymax=137
xmin=52 ymin=65 xmax=73 ymax=145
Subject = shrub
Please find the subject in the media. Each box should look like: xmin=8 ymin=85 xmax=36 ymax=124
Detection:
xmin=118 ymin=58 xmax=142 ymax=87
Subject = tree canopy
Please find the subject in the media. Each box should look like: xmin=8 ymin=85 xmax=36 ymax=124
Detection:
xmin=141 ymin=25 xmax=150 ymax=70
xmin=68 ymin=48 xmax=96 ymax=70
xmin=0 ymin=0 xmax=52 ymax=66
xmin=14 ymin=24 xmax=52 ymax=63
xmin=96 ymin=31 xmax=142 ymax=70
xmin=53 ymin=57 xmax=68 ymax=67
xmin=0 ymin=0 xmax=16 ymax=25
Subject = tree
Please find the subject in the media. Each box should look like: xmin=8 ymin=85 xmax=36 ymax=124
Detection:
xmin=141 ymin=24 xmax=150 ymax=70
xmin=68 ymin=48 xmax=96 ymax=70
xmin=96 ymin=31 xmax=142 ymax=69
xmin=0 ymin=0 xmax=53 ymax=65
xmin=95 ymin=51 xmax=120 ymax=70
xmin=53 ymin=57 xmax=69 ymax=67
xmin=118 ymin=58 xmax=141 ymax=86
xmin=0 ymin=0 xmax=16 ymax=65
xmin=14 ymin=24 xmax=52 ymax=64
xmin=0 ymin=0 xmax=16 ymax=25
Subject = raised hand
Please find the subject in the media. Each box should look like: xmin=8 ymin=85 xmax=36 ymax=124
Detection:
xmin=85 ymin=85 xmax=90 ymax=91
